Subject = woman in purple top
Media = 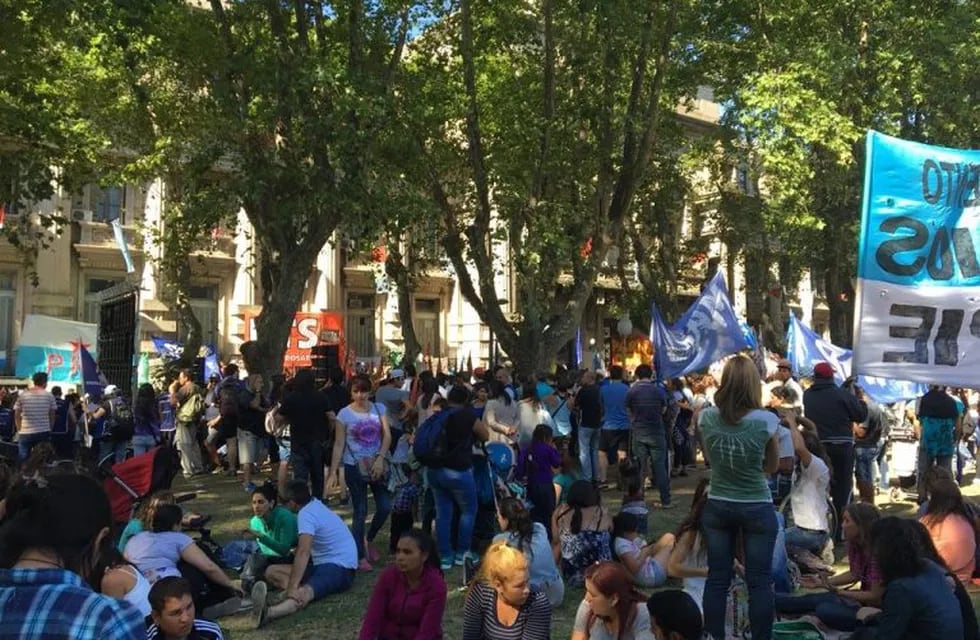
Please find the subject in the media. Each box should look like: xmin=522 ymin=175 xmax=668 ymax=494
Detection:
xmin=519 ymin=425 xmax=561 ymax=537
xmin=359 ymin=529 xmax=447 ymax=640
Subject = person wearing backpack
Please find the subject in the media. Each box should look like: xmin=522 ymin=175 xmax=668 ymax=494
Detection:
xmin=415 ymin=385 xmax=489 ymax=571
xmin=100 ymin=385 xmax=134 ymax=464
xmin=170 ymin=369 xmax=206 ymax=477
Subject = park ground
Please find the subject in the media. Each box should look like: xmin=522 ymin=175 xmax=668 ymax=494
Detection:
xmin=172 ymin=465 xmax=980 ymax=639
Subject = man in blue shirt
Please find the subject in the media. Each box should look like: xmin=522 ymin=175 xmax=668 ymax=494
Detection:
xmin=598 ymin=365 xmax=630 ymax=485
xmin=625 ymin=364 xmax=672 ymax=508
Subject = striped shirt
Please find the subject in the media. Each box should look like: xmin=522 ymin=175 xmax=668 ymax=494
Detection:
xmin=0 ymin=568 xmax=145 ymax=640
xmin=462 ymin=581 xmax=552 ymax=640
xmin=147 ymin=619 xmax=224 ymax=639
xmin=14 ymin=388 xmax=56 ymax=435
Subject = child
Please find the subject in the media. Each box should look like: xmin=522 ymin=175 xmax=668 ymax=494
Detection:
xmin=619 ymin=460 xmax=649 ymax=535
xmin=389 ymin=425 xmax=421 ymax=555
xmin=552 ymin=446 xmax=582 ymax=506
xmin=518 ymin=424 xmax=561 ymax=534
xmin=613 ymin=511 xmax=675 ymax=588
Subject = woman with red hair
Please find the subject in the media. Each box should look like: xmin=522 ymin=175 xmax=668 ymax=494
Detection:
xmin=571 ymin=561 xmax=654 ymax=640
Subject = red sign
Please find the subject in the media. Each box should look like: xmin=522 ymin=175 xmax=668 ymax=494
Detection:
xmin=243 ymin=311 xmax=345 ymax=370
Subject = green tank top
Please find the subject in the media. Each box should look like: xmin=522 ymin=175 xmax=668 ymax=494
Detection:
xmin=699 ymin=407 xmax=778 ymax=503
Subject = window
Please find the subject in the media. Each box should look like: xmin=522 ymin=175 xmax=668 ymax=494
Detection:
xmin=183 ymin=285 xmax=219 ymax=347
xmin=92 ymin=186 xmax=127 ymax=223
xmin=0 ymin=272 xmax=16 ymax=372
xmin=415 ymin=298 xmax=441 ymax=356
xmin=84 ymin=278 xmax=123 ymax=323
xmin=346 ymin=293 xmax=376 ymax=357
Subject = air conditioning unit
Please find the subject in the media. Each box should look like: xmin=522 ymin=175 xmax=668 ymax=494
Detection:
xmin=71 ymin=209 xmax=94 ymax=223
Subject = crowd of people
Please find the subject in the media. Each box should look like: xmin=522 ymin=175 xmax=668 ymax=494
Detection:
xmin=0 ymin=354 xmax=978 ymax=639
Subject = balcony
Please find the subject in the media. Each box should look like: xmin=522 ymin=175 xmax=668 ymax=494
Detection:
xmin=72 ymin=220 xmax=144 ymax=271
xmin=190 ymin=228 xmax=237 ymax=274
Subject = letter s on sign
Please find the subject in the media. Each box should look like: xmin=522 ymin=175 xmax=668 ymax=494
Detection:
xmin=296 ymin=317 xmax=319 ymax=349
xmin=875 ymin=216 xmax=928 ymax=278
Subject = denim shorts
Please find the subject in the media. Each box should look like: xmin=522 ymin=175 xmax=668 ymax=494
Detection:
xmin=276 ymin=437 xmax=291 ymax=462
xmin=302 ymin=562 xmax=355 ymax=600
xmin=854 ymin=445 xmax=879 ymax=483
xmin=238 ymin=430 xmax=261 ymax=464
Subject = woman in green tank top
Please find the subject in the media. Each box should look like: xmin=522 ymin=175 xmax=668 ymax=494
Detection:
xmin=696 ymin=355 xmax=780 ymax=640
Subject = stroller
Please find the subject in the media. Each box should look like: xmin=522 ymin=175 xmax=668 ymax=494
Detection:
xmin=884 ymin=402 xmax=919 ymax=502
xmin=100 ymin=446 xmax=181 ymax=524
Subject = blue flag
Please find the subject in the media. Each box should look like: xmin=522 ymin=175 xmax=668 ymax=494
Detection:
xmin=153 ymin=337 xmax=220 ymax=379
xmin=651 ymin=272 xmax=749 ymax=380
xmin=786 ymin=314 xmax=926 ymax=404
xmin=79 ymin=345 xmax=105 ymax=401
xmin=110 ymin=218 xmax=136 ymax=274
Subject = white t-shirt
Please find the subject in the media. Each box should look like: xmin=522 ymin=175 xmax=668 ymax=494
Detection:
xmin=297 ymin=499 xmax=358 ymax=569
xmin=777 ymin=425 xmax=794 ymax=460
xmin=124 ymin=531 xmax=193 ymax=584
xmin=790 ymin=455 xmax=831 ymax=531
xmin=613 ymin=537 xmax=662 ymax=587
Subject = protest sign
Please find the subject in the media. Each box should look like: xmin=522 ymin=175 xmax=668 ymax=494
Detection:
xmin=853 ymin=132 xmax=980 ymax=387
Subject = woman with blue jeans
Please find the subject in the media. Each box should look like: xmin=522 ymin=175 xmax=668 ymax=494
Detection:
xmin=327 ymin=376 xmax=392 ymax=571
xmin=426 ymin=386 xmax=490 ymax=570
xmin=697 ymin=355 xmax=780 ymax=640
xmin=132 ymin=383 xmax=162 ymax=456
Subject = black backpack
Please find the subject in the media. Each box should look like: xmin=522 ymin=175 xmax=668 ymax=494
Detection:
xmin=104 ymin=398 xmax=135 ymax=442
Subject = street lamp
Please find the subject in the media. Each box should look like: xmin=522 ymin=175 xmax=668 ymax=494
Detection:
xmin=617 ymin=315 xmax=633 ymax=366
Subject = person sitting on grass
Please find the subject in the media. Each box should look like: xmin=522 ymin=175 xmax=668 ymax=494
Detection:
xmin=462 ymin=541 xmax=552 ymax=640
xmin=147 ymin=576 xmax=224 ymax=640
xmin=667 ymin=478 xmax=710 ymax=613
xmin=918 ymin=478 xmax=977 ymax=584
xmin=250 ymin=479 xmax=358 ymax=629
xmin=0 ymin=473 xmax=145 ymax=639
xmin=774 ymin=502 xmax=883 ymax=632
xmin=242 ymin=482 xmax=298 ymax=563
xmin=646 ymin=590 xmax=705 ymax=640
xmin=358 ymin=529 xmax=447 ymax=640
xmin=612 ymin=512 xmax=675 ymax=589
xmin=117 ymin=491 xmax=206 ymax=553
xmin=619 ymin=461 xmax=650 ymax=536
xmin=494 ymin=496 xmax=565 ymax=607
xmin=123 ymin=504 xmax=243 ymax=619
xmin=553 ymin=479 xmax=613 ymax=588
xmin=851 ymin=517 xmax=964 ymax=640
xmin=571 ymin=560 xmax=655 ymax=640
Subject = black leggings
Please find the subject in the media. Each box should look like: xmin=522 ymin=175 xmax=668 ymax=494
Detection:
xmin=177 ymin=561 xmax=236 ymax=611
xmin=526 ymin=481 xmax=556 ymax=540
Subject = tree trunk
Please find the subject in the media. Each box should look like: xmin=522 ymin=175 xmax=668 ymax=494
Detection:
xmin=384 ymin=244 xmax=422 ymax=365
xmin=240 ymin=233 xmax=325 ymax=379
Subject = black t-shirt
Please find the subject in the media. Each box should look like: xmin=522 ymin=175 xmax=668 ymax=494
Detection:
xmin=576 ymin=384 xmax=602 ymax=428
xmin=856 ymin=399 xmax=885 ymax=447
xmin=239 ymin=388 xmax=268 ymax=437
xmin=442 ymin=407 xmax=478 ymax=471
xmin=918 ymin=389 xmax=959 ymax=420
xmin=322 ymin=384 xmax=350 ymax=415
xmin=278 ymin=389 xmax=332 ymax=446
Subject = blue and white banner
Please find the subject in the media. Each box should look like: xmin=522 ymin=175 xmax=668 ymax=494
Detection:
xmin=788 ymin=314 xmax=926 ymax=404
xmin=854 ymin=132 xmax=980 ymax=388
xmin=15 ymin=314 xmax=98 ymax=385
xmin=79 ymin=345 xmax=106 ymax=400
xmin=652 ymin=272 xmax=749 ymax=379
xmin=151 ymin=337 xmax=221 ymax=380
xmin=110 ymin=218 xmax=136 ymax=274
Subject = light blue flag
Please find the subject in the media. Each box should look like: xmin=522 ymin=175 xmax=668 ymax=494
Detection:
xmin=651 ymin=272 xmax=749 ymax=380
xmin=786 ymin=314 xmax=926 ymax=404
xmin=574 ymin=328 xmax=583 ymax=369
xmin=110 ymin=218 xmax=136 ymax=274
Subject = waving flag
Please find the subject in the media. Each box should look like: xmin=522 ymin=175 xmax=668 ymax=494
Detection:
xmin=110 ymin=218 xmax=136 ymax=274
xmin=651 ymin=272 xmax=749 ymax=380
xmin=574 ymin=327 xmax=583 ymax=369
xmin=786 ymin=314 xmax=926 ymax=404
xmin=79 ymin=345 xmax=106 ymax=400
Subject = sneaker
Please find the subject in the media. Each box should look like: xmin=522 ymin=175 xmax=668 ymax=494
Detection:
xmin=250 ymin=582 xmax=268 ymax=630
xmin=358 ymin=558 xmax=374 ymax=572
xmin=440 ymin=559 xmax=454 ymax=571
xmin=454 ymin=551 xmax=467 ymax=567
xmin=820 ymin=539 xmax=836 ymax=566
xmin=202 ymin=596 xmax=243 ymax=620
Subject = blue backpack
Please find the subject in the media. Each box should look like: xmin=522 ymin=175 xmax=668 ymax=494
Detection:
xmin=413 ymin=408 xmax=459 ymax=467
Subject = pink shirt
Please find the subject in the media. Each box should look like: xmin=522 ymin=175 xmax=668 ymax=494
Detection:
xmin=921 ymin=513 xmax=977 ymax=584
xmin=358 ymin=565 xmax=447 ymax=640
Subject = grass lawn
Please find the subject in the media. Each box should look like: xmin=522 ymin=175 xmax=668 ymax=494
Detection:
xmin=171 ymin=467 xmax=980 ymax=640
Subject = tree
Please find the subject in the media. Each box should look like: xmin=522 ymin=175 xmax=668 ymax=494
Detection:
xmin=708 ymin=0 xmax=978 ymax=346
xmin=402 ymin=0 xmax=711 ymax=374
xmin=172 ymin=0 xmax=421 ymax=377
